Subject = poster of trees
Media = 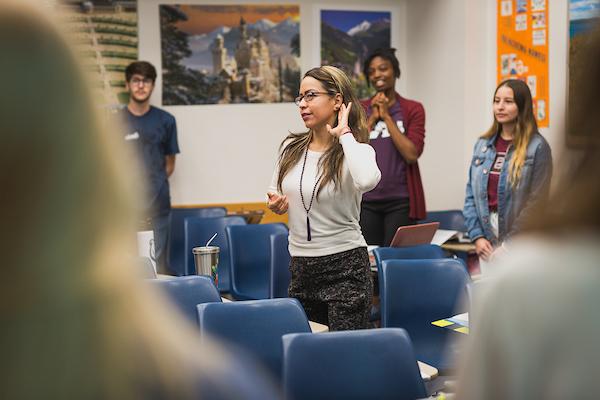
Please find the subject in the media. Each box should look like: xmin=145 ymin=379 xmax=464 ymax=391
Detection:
xmin=160 ymin=4 xmax=300 ymax=105
xmin=320 ymin=9 xmax=391 ymax=99
xmin=57 ymin=0 xmax=138 ymax=106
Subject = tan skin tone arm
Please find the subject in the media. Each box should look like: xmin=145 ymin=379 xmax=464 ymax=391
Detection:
xmin=372 ymin=92 xmax=419 ymax=164
xmin=475 ymin=237 xmax=494 ymax=261
xmin=165 ymin=155 xmax=176 ymax=177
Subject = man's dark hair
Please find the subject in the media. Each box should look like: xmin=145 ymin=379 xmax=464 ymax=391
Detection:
xmin=363 ymin=48 xmax=401 ymax=87
xmin=125 ymin=61 xmax=157 ymax=82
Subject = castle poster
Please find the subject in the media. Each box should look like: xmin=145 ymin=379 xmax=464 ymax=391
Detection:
xmin=160 ymin=4 xmax=300 ymax=105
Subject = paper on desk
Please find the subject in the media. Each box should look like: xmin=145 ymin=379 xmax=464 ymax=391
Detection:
xmin=448 ymin=312 xmax=469 ymax=327
xmin=367 ymin=245 xmax=380 ymax=253
xmin=367 ymin=245 xmax=379 ymax=269
xmin=430 ymin=229 xmax=458 ymax=245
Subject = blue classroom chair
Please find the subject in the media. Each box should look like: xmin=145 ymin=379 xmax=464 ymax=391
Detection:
xmin=373 ymin=244 xmax=447 ymax=283
xmin=381 ymin=258 xmax=470 ymax=373
xmin=269 ymin=232 xmax=291 ymax=298
xmin=226 ymin=223 xmax=289 ymax=300
xmin=371 ymin=245 xmax=447 ymax=321
xmin=148 ymin=276 xmax=221 ymax=324
xmin=196 ymin=298 xmax=311 ymax=381
xmin=167 ymin=207 xmax=227 ymax=276
xmin=420 ymin=209 xmax=467 ymax=232
xmin=282 ymin=328 xmax=427 ymax=400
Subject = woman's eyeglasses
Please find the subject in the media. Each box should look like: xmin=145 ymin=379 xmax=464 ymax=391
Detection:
xmin=294 ymin=91 xmax=331 ymax=106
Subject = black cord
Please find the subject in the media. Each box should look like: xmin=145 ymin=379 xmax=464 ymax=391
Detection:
xmin=299 ymin=147 xmax=321 ymax=241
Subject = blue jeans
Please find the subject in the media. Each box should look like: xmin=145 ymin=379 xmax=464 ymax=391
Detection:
xmin=152 ymin=213 xmax=170 ymax=275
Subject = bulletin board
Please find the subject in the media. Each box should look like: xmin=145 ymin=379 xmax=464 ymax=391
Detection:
xmin=497 ymin=0 xmax=549 ymax=127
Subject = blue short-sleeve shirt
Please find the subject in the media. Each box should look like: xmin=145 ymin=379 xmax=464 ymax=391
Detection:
xmin=121 ymin=106 xmax=179 ymax=216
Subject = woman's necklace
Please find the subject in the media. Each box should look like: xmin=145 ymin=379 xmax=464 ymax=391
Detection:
xmin=299 ymin=148 xmax=321 ymax=241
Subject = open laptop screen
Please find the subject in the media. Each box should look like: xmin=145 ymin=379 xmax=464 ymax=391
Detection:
xmin=389 ymin=222 xmax=440 ymax=247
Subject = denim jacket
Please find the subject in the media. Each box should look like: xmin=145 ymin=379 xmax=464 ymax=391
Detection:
xmin=463 ymin=132 xmax=553 ymax=245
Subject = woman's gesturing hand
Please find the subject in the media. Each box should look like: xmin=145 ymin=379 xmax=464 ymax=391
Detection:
xmin=327 ymin=102 xmax=352 ymax=138
xmin=475 ymin=237 xmax=494 ymax=261
xmin=267 ymin=192 xmax=289 ymax=215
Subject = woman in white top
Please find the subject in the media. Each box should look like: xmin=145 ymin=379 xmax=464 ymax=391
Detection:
xmin=267 ymin=66 xmax=381 ymax=331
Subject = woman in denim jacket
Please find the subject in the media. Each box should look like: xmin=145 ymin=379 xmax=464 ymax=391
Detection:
xmin=463 ymin=79 xmax=552 ymax=271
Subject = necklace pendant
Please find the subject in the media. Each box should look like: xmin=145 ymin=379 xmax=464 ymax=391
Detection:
xmin=306 ymin=215 xmax=312 ymax=241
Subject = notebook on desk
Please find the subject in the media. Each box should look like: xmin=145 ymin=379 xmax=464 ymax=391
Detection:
xmin=389 ymin=222 xmax=440 ymax=247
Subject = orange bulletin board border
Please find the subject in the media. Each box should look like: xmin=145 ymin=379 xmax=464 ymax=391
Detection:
xmin=497 ymin=0 xmax=549 ymax=127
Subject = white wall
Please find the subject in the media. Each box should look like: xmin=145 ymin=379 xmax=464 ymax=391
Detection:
xmin=138 ymin=0 xmax=406 ymax=205
xmin=138 ymin=0 xmax=570 ymax=209
xmin=547 ymin=0 xmax=569 ymax=159
xmin=405 ymin=0 xmax=568 ymax=210
xmin=404 ymin=0 xmax=489 ymax=211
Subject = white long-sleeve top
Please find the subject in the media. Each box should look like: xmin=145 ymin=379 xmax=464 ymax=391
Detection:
xmin=269 ymin=133 xmax=381 ymax=257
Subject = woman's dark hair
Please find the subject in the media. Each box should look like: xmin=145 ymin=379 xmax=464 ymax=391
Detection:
xmin=125 ymin=61 xmax=157 ymax=82
xmin=362 ymin=48 xmax=401 ymax=86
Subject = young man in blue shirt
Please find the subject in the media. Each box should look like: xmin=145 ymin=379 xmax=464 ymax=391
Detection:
xmin=122 ymin=61 xmax=179 ymax=274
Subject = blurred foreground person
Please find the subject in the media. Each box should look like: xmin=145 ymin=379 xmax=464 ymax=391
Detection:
xmin=0 ymin=3 xmax=277 ymax=399
xmin=457 ymin=27 xmax=600 ymax=400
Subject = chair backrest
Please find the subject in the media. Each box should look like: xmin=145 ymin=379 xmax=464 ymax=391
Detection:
xmin=381 ymin=258 xmax=470 ymax=370
xmin=282 ymin=328 xmax=427 ymax=400
xmin=138 ymin=256 xmax=157 ymax=279
xmin=373 ymin=244 xmax=447 ymax=295
xmin=168 ymin=207 xmax=227 ymax=276
xmin=184 ymin=216 xmax=246 ymax=292
xmin=269 ymin=232 xmax=291 ymax=298
xmin=148 ymin=276 xmax=221 ymax=324
xmin=196 ymin=298 xmax=311 ymax=380
xmin=421 ymin=210 xmax=466 ymax=232
xmin=226 ymin=223 xmax=289 ymax=300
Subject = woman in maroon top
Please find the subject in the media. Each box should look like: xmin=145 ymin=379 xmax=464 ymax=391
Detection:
xmin=462 ymin=79 xmax=552 ymax=274
xmin=360 ymin=48 xmax=427 ymax=246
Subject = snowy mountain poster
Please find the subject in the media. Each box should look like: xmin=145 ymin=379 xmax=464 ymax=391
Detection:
xmin=320 ymin=9 xmax=391 ymax=99
xmin=160 ymin=4 xmax=300 ymax=105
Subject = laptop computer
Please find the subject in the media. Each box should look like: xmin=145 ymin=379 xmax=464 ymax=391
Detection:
xmin=389 ymin=222 xmax=440 ymax=247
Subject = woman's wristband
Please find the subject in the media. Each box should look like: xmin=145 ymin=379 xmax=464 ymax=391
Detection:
xmin=340 ymin=128 xmax=352 ymax=137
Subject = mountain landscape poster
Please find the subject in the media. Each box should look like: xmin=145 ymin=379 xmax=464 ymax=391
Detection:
xmin=160 ymin=4 xmax=300 ymax=105
xmin=320 ymin=9 xmax=391 ymax=99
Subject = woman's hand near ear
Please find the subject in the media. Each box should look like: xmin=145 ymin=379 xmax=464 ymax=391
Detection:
xmin=327 ymin=102 xmax=353 ymax=138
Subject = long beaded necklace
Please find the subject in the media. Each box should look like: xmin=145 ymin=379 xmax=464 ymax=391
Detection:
xmin=299 ymin=147 xmax=321 ymax=241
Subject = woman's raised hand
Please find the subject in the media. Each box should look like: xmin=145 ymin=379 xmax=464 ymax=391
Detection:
xmin=372 ymin=92 xmax=390 ymax=119
xmin=267 ymin=192 xmax=289 ymax=215
xmin=327 ymin=102 xmax=352 ymax=138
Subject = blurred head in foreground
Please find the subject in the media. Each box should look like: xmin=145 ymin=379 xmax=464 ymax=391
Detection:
xmin=0 ymin=3 xmax=274 ymax=399
xmin=457 ymin=25 xmax=600 ymax=400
